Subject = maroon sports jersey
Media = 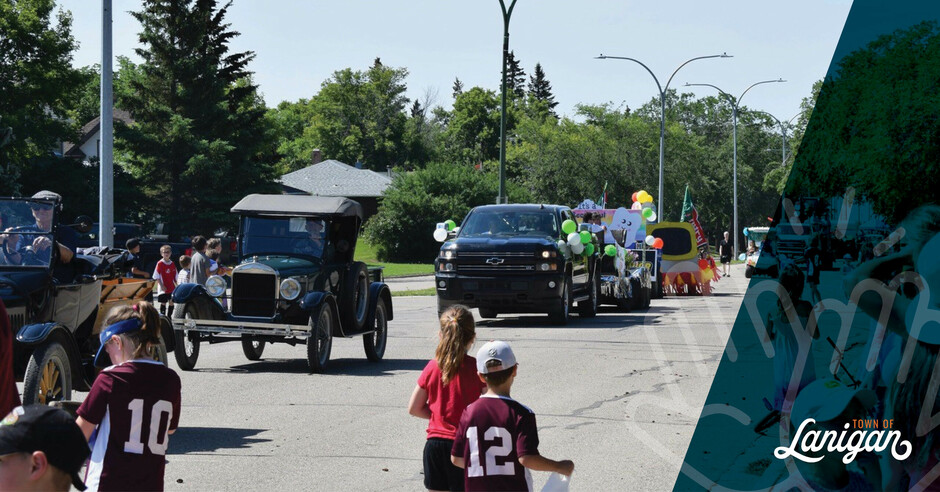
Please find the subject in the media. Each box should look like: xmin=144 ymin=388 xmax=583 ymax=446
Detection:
xmin=452 ymin=395 xmax=540 ymax=492
xmin=77 ymin=360 xmax=182 ymax=491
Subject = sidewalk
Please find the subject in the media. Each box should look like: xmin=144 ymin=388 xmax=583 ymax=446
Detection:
xmin=383 ymin=274 xmax=434 ymax=293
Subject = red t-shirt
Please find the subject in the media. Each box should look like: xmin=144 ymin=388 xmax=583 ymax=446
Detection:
xmin=153 ymin=259 xmax=178 ymax=295
xmin=77 ymin=360 xmax=182 ymax=492
xmin=418 ymin=354 xmax=487 ymax=440
xmin=0 ymin=298 xmax=21 ymax=416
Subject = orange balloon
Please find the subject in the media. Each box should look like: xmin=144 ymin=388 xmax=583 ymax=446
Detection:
xmin=631 ymin=192 xmax=638 ymax=202
xmin=653 ymin=238 xmax=664 ymax=249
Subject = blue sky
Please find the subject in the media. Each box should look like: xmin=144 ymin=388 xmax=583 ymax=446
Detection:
xmin=59 ymin=0 xmax=852 ymax=121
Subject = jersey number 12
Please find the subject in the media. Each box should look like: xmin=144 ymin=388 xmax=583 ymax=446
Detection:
xmin=466 ymin=426 xmax=515 ymax=477
xmin=124 ymin=399 xmax=173 ymax=455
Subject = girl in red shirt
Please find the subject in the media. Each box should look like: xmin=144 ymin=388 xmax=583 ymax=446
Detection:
xmin=408 ymin=305 xmax=486 ymax=492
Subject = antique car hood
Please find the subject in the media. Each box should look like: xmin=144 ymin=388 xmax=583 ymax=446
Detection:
xmin=448 ymin=236 xmax=557 ymax=252
xmin=0 ymin=270 xmax=47 ymax=308
xmin=238 ymin=256 xmax=319 ymax=277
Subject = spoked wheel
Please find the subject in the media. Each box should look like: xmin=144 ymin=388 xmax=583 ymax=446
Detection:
xmin=172 ymin=304 xmax=201 ymax=371
xmin=23 ymin=340 xmax=72 ymax=405
xmin=363 ymin=297 xmax=388 ymax=362
xmin=241 ymin=336 xmax=266 ymax=361
xmin=307 ymin=304 xmax=334 ymax=373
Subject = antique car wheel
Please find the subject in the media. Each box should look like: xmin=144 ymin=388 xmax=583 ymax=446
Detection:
xmin=548 ymin=275 xmax=572 ymax=325
xmin=478 ymin=308 xmax=499 ymax=319
xmin=340 ymin=262 xmax=369 ymax=332
xmin=172 ymin=304 xmax=201 ymax=371
xmin=578 ymin=272 xmax=599 ymax=318
xmin=241 ymin=336 xmax=266 ymax=361
xmin=363 ymin=297 xmax=388 ymax=362
xmin=307 ymin=304 xmax=334 ymax=373
xmin=155 ymin=335 xmax=169 ymax=366
xmin=23 ymin=340 xmax=72 ymax=405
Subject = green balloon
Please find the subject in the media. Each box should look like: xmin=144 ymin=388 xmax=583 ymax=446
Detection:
xmin=642 ymin=207 xmax=653 ymax=219
xmin=584 ymin=243 xmax=595 ymax=256
xmin=605 ymin=245 xmax=617 ymax=257
xmin=444 ymin=220 xmax=456 ymax=231
xmin=562 ymin=219 xmax=577 ymax=234
xmin=579 ymin=230 xmax=591 ymax=244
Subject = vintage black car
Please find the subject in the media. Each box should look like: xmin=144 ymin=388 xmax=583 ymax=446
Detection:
xmin=435 ymin=204 xmax=599 ymax=324
xmin=171 ymin=194 xmax=392 ymax=373
xmin=2 ymin=197 xmax=165 ymax=405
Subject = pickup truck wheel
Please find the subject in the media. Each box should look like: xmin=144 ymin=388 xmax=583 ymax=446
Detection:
xmin=363 ymin=297 xmax=388 ymax=362
xmin=578 ymin=272 xmax=599 ymax=318
xmin=23 ymin=340 xmax=72 ymax=405
xmin=241 ymin=336 xmax=265 ymax=361
xmin=478 ymin=308 xmax=499 ymax=319
xmin=307 ymin=304 xmax=333 ymax=373
xmin=548 ymin=276 xmax=572 ymax=325
xmin=341 ymin=262 xmax=369 ymax=332
xmin=172 ymin=304 xmax=201 ymax=371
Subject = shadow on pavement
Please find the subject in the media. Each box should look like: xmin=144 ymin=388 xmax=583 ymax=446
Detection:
xmin=169 ymin=426 xmax=270 ymax=454
xmin=477 ymin=307 xmax=679 ymax=329
xmin=226 ymin=357 xmax=428 ymax=376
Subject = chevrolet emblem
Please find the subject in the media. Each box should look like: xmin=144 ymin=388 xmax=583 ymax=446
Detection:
xmin=485 ymin=257 xmax=505 ymax=265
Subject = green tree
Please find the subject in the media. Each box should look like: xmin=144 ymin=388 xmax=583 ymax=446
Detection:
xmin=506 ymin=51 xmax=526 ymax=99
xmin=0 ymin=0 xmax=83 ymax=194
xmin=117 ymin=0 xmax=277 ymax=235
xmin=452 ymin=77 xmax=464 ymax=99
xmin=442 ymin=87 xmax=506 ymax=165
xmin=527 ymin=63 xmax=558 ymax=117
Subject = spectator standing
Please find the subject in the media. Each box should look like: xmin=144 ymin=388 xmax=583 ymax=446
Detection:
xmin=176 ymin=255 xmax=192 ymax=285
xmin=0 ymin=298 xmax=21 ymax=416
xmin=189 ymin=236 xmax=211 ymax=286
xmin=804 ymin=236 xmax=823 ymax=305
xmin=719 ymin=231 xmax=733 ymax=276
xmin=152 ymin=245 xmax=177 ymax=316
xmin=125 ymin=238 xmax=149 ymax=279
xmin=408 ymin=305 xmax=486 ymax=492
xmin=0 ymin=405 xmax=91 ymax=492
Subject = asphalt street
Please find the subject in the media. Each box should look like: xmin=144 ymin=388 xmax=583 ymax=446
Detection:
xmin=144 ymin=265 xmax=747 ymax=491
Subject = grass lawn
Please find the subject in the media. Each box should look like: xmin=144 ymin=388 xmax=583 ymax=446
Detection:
xmin=391 ymin=287 xmax=437 ymax=297
xmin=355 ymin=238 xmax=434 ymax=278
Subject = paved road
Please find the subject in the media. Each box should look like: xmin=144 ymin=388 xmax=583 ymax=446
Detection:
xmin=81 ymin=265 xmax=749 ymax=491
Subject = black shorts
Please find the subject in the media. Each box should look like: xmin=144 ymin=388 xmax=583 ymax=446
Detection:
xmin=423 ymin=438 xmax=464 ymax=491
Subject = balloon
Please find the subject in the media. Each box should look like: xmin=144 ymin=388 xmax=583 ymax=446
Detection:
xmin=739 ymin=253 xmax=746 ymax=261
xmin=698 ymin=259 xmax=708 ymax=269
xmin=444 ymin=220 xmax=456 ymax=231
xmin=647 ymin=211 xmax=657 ymax=222
xmin=638 ymin=190 xmax=649 ymax=200
xmin=605 ymin=245 xmax=617 ymax=257
xmin=562 ymin=219 xmax=577 ymax=235
xmin=570 ymin=242 xmax=584 ymax=255
xmin=652 ymin=238 xmax=664 ymax=249
xmin=642 ymin=201 xmax=653 ymax=209
xmin=631 ymin=192 xmax=638 ymax=202
xmin=631 ymin=201 xmax=643 ymax=210
xmin=579 ymin=230 xmax=592 ymax=244
xmin=567 ymin=232 xmax=581 ymax=247
xmin=743 ymin=227 xmax=749 ymax=237
xmin=584 ymin=243 xmax=595 ymax=256
xmin=645 ymin=235 xmax=656 ymax=246
xmin=642 ymin=208 xmax=653 ymax=219
xmin=433 ymin=228 xmax=448 ymax=242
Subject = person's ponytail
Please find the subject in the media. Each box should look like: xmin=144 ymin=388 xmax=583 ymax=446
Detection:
xmin=435 ymin=305 xmax=476 ymax=384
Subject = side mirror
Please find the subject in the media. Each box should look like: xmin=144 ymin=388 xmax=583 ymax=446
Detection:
xmin=72 ymin=215 xmax=94 ymax=234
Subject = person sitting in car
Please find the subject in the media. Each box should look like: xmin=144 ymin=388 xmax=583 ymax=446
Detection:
xmin=3 ymin=191 xmax=77 ymax=270
xmin=294 ymin=219 xmax=326 ymax=257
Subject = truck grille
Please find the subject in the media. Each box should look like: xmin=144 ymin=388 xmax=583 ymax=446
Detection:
xmin=455 ymin=251 xmax=536 ymax=275
xmin=777 ymin=240 xmax=806 ymax=260
xmin=232 ymin=272 xmax=277 ymax=317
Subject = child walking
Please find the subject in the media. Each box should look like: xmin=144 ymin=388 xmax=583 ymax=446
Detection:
xmin=176 ymin=255 xmax=191 ymax=285
xmin=152 ymin=245 xmax=177 ymax=316
xmin=408 ymin=305 xmax=486 ymax=492
xmin=75 ymin=301 xmax=182 ymax=491
xmin=451 ymin=340 xmax=574 ymax=491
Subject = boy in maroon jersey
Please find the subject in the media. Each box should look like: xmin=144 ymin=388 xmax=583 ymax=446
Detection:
xmin=75 ymin=302 xmax=181 ymax=491
xmin=451 ymin=340 xmax=573 ymax=491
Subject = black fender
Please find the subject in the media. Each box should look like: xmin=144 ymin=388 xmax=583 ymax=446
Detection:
xmin=300 ymin=291 xmax=343 ymax=337
xmin=366 ymin=282 xmax=394 ymax=331
xmin=172 ymin=284 xmax=225 ymax=320
xmin=16 ymin=323 xmax=85 ymax=390
xmin=172 ymin=283 xmax=208 ymax=304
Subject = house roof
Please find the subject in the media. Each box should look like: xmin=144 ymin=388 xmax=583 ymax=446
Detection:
xmin=63 ymin=109 xmax=134 ymax=158
xmin=278 ymin=159 xmax=392 ymax=198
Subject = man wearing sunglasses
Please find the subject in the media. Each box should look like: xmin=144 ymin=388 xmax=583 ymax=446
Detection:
xmin=6 ymin=191 xmax=77 ymax=274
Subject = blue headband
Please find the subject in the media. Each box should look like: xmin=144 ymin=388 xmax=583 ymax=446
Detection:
xmin=94 ymin=318 xmax=143 ymax=367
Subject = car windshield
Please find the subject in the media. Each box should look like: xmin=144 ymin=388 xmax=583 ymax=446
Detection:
xmin=0 ymin=199 xmax=56 ymax=268
xmin=241 ymin=216 xmax=328 ymax=260
xmin=458 ymin=211 xmax=558 ymax=238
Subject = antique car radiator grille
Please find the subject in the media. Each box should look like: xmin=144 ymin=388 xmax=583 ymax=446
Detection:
xmin=232 ymin=272 xmax=277 ymax=317
xmin=7 ymin=309 xmax=25 ymax=333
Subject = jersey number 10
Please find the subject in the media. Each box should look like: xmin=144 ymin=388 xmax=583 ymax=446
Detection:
xmin=124 ymin=399 xmax=173 ymax=455
xmin=466 ymin=426 xmax=515 ymax=477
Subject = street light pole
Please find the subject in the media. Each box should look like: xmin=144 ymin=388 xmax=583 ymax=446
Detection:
xmin=684 ymin=79 xmax=785 ymax=258
xmin=497 ymin=0 xmax=518 ymax=205
xmin=596 ymin=53 xmax=730 ymax=219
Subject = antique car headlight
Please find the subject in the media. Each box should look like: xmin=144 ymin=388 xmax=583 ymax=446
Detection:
xmin=279 ymin=278 xmax=302 ymax=301
xmin=205 ymin=275 xmax=226 ymax=297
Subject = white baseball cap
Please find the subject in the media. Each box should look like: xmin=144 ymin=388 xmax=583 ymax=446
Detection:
xmin=477 ymin=340 xmax=517 ymax=374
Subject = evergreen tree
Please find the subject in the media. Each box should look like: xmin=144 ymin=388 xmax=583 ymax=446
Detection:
xmin=506 ymin=51 xmax=526 ymax=99
xmin=410 ymin=99 xmax=424 ymax=119
xmin=527 ymin=63 xmax=558 ymax=116
xmin=452 ymin=77 xmax=464 ymax=99
xmin=117 ymin=0 xmax=276 ymax=235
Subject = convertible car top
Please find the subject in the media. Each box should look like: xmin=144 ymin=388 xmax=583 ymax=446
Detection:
xmin=231 ymin=194 xmax=363 ymax=219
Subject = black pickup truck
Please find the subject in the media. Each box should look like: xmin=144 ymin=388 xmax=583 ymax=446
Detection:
xmin=434 ymin=204 xmax=599 ymax=325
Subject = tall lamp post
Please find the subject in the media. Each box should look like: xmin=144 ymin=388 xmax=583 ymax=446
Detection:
xmin=596 ymin=53 xmax=731 ymax=219
xmin=684 ymin=79 xmax=785 ymax=258
xmin=496 ymin=0 xmax=518 ymax=205
xmin=751 ymin=110 xmax=802 ymax=168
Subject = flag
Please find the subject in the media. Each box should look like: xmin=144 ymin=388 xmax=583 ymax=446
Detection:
xmin=681 ymin=184 xmax=708 ymax=248
xmin=597 ymin=181 xmax=608 ymax=209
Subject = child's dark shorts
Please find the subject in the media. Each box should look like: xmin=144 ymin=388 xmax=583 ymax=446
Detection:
xmin=423 ymin=437 xmax=464 ymax=491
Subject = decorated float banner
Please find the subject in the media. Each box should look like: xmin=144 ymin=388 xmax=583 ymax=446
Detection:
xmin=574 ymin=204 xmax=645 ymax=246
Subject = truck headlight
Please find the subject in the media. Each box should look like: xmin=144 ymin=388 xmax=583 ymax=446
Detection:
xmin=441 ymin=250 xmax=455 ymax=260
xmin=279 ymin=278 xmax=302 ymax=301
xmin=444 ymin=262 xmax=455 ymax=272
xmin=205 ymin=275 xmax=226 ymax=297
xmin=539 ymin=250 xmax=556 ymax=258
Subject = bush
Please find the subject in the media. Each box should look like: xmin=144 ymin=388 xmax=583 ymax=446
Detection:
xmin=364 ymin=161 xmax=531 ymax=262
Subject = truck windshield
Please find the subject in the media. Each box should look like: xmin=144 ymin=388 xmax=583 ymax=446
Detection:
xmin=0 ymin=199 xmax=56 ymax=268
xmin=241 ymin=216 xmax=327 ymax=259
xmin=459 ymin=211 xmax=557 ymax=238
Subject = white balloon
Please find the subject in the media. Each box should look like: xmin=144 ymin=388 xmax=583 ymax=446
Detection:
xmin=433 ymin=228 xmax=448 ymax=242
xmin=567 ymin=232 xmax=581 ymax=247
xmin=570 ymin=242 xmax=584 ymax=255
xmin=647 ymin=211 xmax=657 ymax=222
xmin=645 ymin=235 xmax=656 ymax=246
